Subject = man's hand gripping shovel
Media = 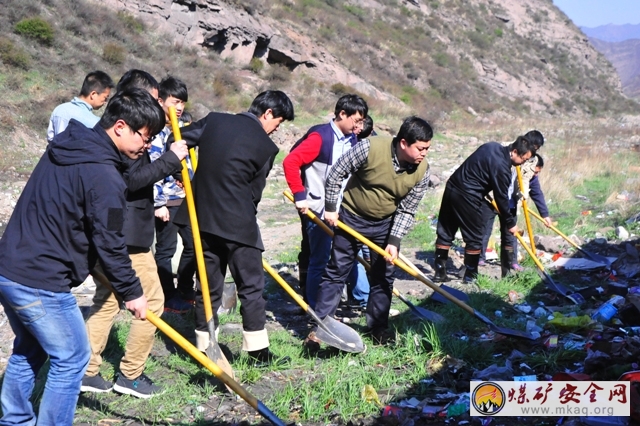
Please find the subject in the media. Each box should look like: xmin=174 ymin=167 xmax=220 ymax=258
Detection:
xmin=90 ymin=270 xmax=286 ymax=426
xmin=168 ymin=107 xmax=235 ymax=388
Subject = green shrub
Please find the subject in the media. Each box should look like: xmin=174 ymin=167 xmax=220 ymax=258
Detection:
xmin=0 ymin=37 xmax=30 ymax=69
xmin=117 ymin=11 xmax=144 ymax=34
xmin=494 ymin=28 xmax=503 ymax=37
xmin=248 ymin=57 xmax=264 ymax=74
xmin=266 ymin=64 xmax=290 ymax=82
xmin=14 ymin=17 xmax=54 ymax=46
xmin=434 ymin=52 xmax=449 ymax=67
xmin=102 ymin=42 xmax=126 ymax=64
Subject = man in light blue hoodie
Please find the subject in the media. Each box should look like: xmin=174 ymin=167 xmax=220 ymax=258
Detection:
xmin=47 ymin=70 xmax=114 ymax=141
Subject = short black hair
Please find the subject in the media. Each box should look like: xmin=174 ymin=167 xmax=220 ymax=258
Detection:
xmin=116 ymin=69 xmax=159 ymax=94
xmin=394 ymin=116 xmax=433 ymax=145
xmin=79 ymin=71 xmax=114 ymax=97
xmin=180 ymin=111 xmax=193 ymax=124
xmin=248 ymin=90 xmax=294 ymax=121
xmin=334 ymin=94 xmax=368 ymax=118
xmin=535 ymin=153 xmax=544 ymax=168
xmin=510 ymin=136 xmax=536 ymax=157
xmin=358 ymin=116 xmax=374 ymax=140
xmin=98 ymin=88 xmax=165 ymax=137
xmin=159 ymin=76 xmax=188 ymax=102
xmin=524 ymin=130 xmax=544 ymax=149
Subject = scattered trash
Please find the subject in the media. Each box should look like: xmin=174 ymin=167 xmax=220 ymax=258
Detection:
xmin=494 ymin=310 xmax=502 ymax=318
xmin=514 ymin=375 xmax=537 ymax=381
xmin=362 ymin=385 xmax=383 ymax=407
xmin=398 ymin=397 xmax=422 ymax=408
xmin=534 ymin=307 xmax=547 ymax=318
xmin=446 ymin=394 xmax=470 ymax=417
xmin=472 ymin=364 xmax=513 ymax=381
xmin=547 ymin=312 xmax=595 ymax=330
xmin=382 ymin=405 xmax=403 ymax=418
xmin=544 ymin=335 xmax=558 ymax=348
xmin=579 ymin=416 xmax=629 ymax=426
xmin=583 ymin=350 xmax=611 ymax=373
xmin=515 ymin=304 xmax=532 ymax=314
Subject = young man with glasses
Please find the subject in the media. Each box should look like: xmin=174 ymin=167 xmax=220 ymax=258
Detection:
xmin=283 ymin=94 xmax=369 ymax=309
xmin=0 ymin=88 xmax=164 ymax=425
xmin=82 ymin=70 xmax=189 ymax=399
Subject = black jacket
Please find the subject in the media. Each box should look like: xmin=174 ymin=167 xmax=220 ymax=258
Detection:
xmin=172 ymin=112 xmax=278 ymax=250
xmin=122 ymin=149 xmax=182 ymax=249
xmin=447 ymin=142 xmax=516 ymax=229
xmin=0 ymin=120 xmax=142 ymax=300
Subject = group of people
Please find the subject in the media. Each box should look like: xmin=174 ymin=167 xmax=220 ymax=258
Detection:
xmin=0 ymin=66 xmax=551 ymax=425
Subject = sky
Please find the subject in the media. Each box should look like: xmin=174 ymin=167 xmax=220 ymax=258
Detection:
xmin=552 ymin=0 xmax=640 ymax=27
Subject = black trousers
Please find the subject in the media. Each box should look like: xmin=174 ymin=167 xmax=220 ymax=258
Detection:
xmin=435 ymin=186 xmax=485 ymax=252
xmin=195 ymin=233 xmax=266 ymax=332
xmin=480 ymin=202 xmax=517 ymax=258
xmin=315 ymin=208 xmax=395 ymax=331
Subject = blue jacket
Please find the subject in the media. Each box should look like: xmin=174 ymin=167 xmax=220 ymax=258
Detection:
xmin=0 ymin=120 xmax=143 ymax=301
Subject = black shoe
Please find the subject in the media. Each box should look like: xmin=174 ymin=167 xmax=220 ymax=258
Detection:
xmin=113 ymin=373 xmax=162 ymax=399
xmin=247 ymin=348 xmax=291 ymax=368
xmin=433 ymin=248 xmax=450 ymax=282
xmin=80 ymin=373 xmax=113 ymax=393
xmin=364 ymin=327 xmax=395 ymax=345
xmin=462 ymin=252 xmax=480 ymax=284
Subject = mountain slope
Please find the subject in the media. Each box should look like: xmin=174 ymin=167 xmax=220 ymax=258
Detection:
xmin=589 ymin=38 xmax=640 ymax=98
xmin=99 ymin=0 xmax=633 ymax=116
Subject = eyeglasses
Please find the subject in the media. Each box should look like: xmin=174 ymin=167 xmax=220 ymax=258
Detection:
xmin=129 ymin=126 xmax=153 ymax=144
xmin=351 ymin=115 xmax=365 ymax=127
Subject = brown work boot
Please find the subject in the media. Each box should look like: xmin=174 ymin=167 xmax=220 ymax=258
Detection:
xmin=303 ymin=331 xmax=322 ymax=354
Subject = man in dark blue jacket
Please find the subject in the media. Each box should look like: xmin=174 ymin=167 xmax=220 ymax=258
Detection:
xmin=434 ymin=136 xmax=535 ymax=284
xmin=0 ymin=88 xmax=164 ymax=426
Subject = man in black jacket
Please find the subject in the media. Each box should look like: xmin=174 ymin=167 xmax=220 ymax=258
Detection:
xmin=0 ymin=89 xmax=163 ymax=426
xmin=174 ymin=90 xmax=294 ymax=367
xmin=433 ymin=136 xmax=535 ymax=283
xmin=82 ymin=70 xmax=188 ymax=399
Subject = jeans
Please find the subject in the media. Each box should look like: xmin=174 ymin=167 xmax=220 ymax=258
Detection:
xmin=0 ymin=274 xmax=90 ymax=426
xmin=347 ymin=251 xmax=370 ymax=307
xmin=305 ymin=220 xmax=333 ymax=309
xmin=155 ymin=204 xmax=196 ymax=300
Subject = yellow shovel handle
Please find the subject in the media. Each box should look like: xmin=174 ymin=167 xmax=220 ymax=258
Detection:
xmin=526 ymin=207 xmax=580 ymax=250
xmin=168 ymin=107 xmax=212 ymax=321
xmin=516 ymin=165 xmax=536 ymax=253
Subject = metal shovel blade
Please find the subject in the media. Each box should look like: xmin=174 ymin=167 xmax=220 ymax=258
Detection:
xmin=472 ymin=310 xmax=537 ymax=341
xmin=393 ymin=289 xmax=445 ymax=323
xmin=315 ymin=316 xmax=366 ymax=353
xmin=430 ymin=284 xmax=471 ymax=304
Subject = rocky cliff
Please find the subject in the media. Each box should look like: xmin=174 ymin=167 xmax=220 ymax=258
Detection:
xmin=94 ymin=0 xmax=632 ymax=116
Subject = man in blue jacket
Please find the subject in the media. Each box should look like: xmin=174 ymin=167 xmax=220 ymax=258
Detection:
xmin=0 ymin=88 xmax=165 ymax=426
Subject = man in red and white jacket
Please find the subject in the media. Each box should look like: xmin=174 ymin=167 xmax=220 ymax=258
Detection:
xmin=283 ymin=94 xmax=368 ymax=309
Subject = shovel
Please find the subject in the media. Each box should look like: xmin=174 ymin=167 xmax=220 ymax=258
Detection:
xmin=168 ymin=107 xmax=235 ymax=384
xmin=91 ymin=271 xmax=286 ymax=426
xmin=526 ymin=206 xmax=612 ymax=267
xmin=516 ymin=165 xmax=536 ymax=253
xmin=396 ymin=252 xmax=471 ymax=305
xmin=262 ymin=260 xmax=365 ymax=353
xmin=282 ymin=191 xmax=444 ymax=323
xmin=488 ymin=199 xmax=576 ymax=300
xmin=330 ymin=218 xmax=536 ymax=340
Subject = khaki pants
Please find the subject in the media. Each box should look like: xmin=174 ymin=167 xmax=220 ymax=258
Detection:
xmin=85 ymin=249 xmax=164 ymax=379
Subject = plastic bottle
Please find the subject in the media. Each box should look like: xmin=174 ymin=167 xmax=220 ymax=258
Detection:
xmin=591 ymin=296 xmax=624 ymax=322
